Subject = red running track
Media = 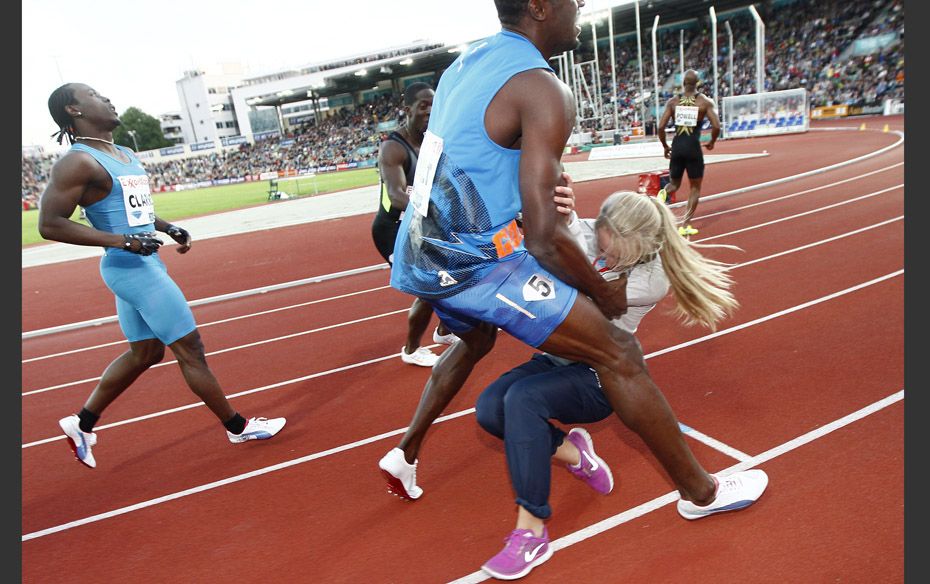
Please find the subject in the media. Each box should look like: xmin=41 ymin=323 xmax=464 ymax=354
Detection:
xmin=21 ymin=118 xmax=904 ymax=583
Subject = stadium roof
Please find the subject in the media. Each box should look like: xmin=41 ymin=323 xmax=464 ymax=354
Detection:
xmin=248 ymin=0 xmax=764 ymax=109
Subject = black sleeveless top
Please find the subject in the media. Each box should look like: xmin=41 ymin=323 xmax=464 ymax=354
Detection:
xmin=376 ymin=130 xmax=418 ymax=221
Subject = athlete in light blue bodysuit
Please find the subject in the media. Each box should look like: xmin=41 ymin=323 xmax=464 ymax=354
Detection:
xmin=39 ymin=83 xmax=286 ymax=469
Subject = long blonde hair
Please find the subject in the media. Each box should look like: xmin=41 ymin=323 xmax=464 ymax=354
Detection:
xmin=594 ymin=191 xmax=739 ymax=330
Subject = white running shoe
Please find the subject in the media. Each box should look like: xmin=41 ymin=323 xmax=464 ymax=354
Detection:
xmin=227 ymin=416 xmax=287 ymax=443
xmin=677 ymin=469 xmax=769 ymax=520
xmin=378 ymin=447 xmax=423 ymax=500
xmin=432 ymin=327 xmax=459 ymax=345
xmin=400 ymin=346 xmax=440 ymax=367
xmin=59 ymin=414 xmax=97 ymax=469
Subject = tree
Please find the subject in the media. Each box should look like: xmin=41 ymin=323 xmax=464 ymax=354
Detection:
xmin=113 ymin=107 xmax=172 ymax=152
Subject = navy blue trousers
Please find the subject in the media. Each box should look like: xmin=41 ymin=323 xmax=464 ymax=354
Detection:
xmin=475 ymin=353 xmax=613 ymax=519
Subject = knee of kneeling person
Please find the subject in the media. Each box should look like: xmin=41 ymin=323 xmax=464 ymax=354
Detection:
xmin=475 ymin=395 xmax=504 ymax=437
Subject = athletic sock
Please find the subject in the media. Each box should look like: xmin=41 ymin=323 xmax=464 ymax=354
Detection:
xmin=78 ymin=408 xmax=99 ymax=433
xmin=223 ymin=413 xmax=247 ymax=435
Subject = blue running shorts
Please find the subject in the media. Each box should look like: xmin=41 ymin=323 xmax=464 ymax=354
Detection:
xmin=99 ymin=251 xmax=197 ymax=345
xmin=429 ymin=252 xmax=578 ymax=348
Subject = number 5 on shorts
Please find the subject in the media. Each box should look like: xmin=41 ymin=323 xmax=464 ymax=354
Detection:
xmin=523 ymin=274 xmax=555 ymax=301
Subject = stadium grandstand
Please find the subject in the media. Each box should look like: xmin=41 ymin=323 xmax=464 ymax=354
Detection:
xmin=22 ymin=0 xmax=903 ymax=210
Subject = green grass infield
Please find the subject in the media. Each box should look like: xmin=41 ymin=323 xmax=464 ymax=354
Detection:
xmin=22 ymin=168 xmax=379 ymax=247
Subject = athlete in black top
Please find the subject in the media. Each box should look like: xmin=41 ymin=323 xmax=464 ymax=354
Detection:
xmin=371 ymin=82 xmax=455 ymax=366
xmin=657 ymin=69 xmax=721 ymax=236
xmin=372 ymin=129 xmax=418 ymax=260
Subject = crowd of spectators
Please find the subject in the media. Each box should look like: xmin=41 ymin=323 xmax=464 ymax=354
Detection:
xmin=143 ymin=94 xmax=401 ymax=189
xmin=571 ymin=0 xmax=901 ymax=131
xmin=22 ymin=0 xmax=903 ymax=208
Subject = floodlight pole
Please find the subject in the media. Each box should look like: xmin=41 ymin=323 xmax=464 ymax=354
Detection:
xmin=567 ymin=49 xmax=581 ymax=137
xmin=127 ymin=130 xmax=139 ymax=152
xmin=749 ymin=4 xmax=765 ymax=94
xmin=680 ymin=29 xmax=685 ymax=82
xmin=710 ymin=6 xmax=718 ymax=103
xmin=591 ymin=20 xmax=603 ymax=127
xmin=608 ymin=5 xmax=618 ymax=132
xmin=636 ymin=1 xmax=646 ymax=124
xmin=652 ymin=15 xmax=660 ymax=126
xmin=725 ymin=20 xmax=734 ymax=96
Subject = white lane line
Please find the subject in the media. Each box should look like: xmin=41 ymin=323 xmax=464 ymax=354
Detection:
xmin=642 ymin=270 xmax=902 ymax=362
xmin=22 ymin=286 xmax=393 ymax=364
xmin=22 ymin=388 xmax=904 ymax=544
xmin=731 ymin=217 xmax=902 ymax=270
xmin=665 ymin=130 xmax=903 ymax=211
xmin=695 ymin=162 xmax=902 ymax=222
xmin=22 ymin=213 xmax=903 ymax=399
xmin=448 ymin=390 xmax=904 ymax=583
xmin=23 ymin=270 xmax=902 ymax=450
xmin=22 ymin=406 xmax=476 ymax=542
xmin=23 ymin=138 xmax=902 ymax=342
xmin=21 ymin=264 xmax=391 ymax=339
xmin=22 ymin=309 xmax=409 ymax=396
xmin=694 ymin=184 xmax=902 ymax=244
xmin=679 ymin=423 xmax=752 ymax=462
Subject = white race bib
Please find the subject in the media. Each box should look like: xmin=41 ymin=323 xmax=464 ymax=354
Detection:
xmin=674 ymin=105 xmax=699 ymax=127
xmin=410 ymin=130 xmax=443 ymax=217
xmin=523 ymin=274 xmax=556 ymax=302
xmin=119 ymin=174 xmax=155 ymax=226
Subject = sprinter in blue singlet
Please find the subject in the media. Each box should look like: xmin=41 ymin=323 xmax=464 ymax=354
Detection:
xmin=379 ymin=4 xmax=767 ymax=567
xmin=39 ymin=83 xmax=285 ymax=469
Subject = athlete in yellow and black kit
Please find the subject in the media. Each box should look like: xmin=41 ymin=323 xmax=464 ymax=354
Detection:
xmin=371 ymin=83 xmax=455 ymax=366
xmin=657 ymin=69 xmax=721 ymax=236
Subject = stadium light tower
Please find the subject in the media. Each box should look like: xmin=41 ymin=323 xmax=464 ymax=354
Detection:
xmin=636 ymin=0 xmax=646 ymax=125
xmin=607 ymin=4 xmax=618 ymax=133
xmin=652 ymin=14 xmax=660 ymax=125
xmin=127 ymin=129 xmax=139 ymax=152
xmin=725 ymin=19 xmax=734 ymax=96
xmin=748 ymin=4 xmax=765 ymax=94
xmin=679 ymin=29 xmax=684 ymax=83
xmin=710 ymin=6 xmax=718 ymax=104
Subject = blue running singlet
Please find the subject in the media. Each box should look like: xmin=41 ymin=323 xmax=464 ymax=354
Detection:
xmin=390 ymin=31 xmax=553 ymax=300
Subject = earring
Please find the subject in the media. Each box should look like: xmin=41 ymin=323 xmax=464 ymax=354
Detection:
xmin=75 ymin=112 xmax=83 ymax=117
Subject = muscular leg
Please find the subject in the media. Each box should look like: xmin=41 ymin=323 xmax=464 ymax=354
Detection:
xmin=681 ymin=176 xmax=703 ymax=226
xmin=168 ymin=329 xmax=237 ymax=422
xmin=664 ymin=176 xmax=683 ymax=204
xmin=397 ymin=321 xmax=497 ymax=463
xmin=538 ymin=295 xmax=716 ymax=504
xmin=404 ymin=298 xmax=434 ymax=354
xmin=83 ymin=338 xmax=166 ymax=415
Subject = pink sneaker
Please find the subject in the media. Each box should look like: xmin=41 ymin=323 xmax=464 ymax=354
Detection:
xmin=564 ymin=428 xmax=614 ymax=495
xmin=481 ymin=527 xmax=552 ymax=580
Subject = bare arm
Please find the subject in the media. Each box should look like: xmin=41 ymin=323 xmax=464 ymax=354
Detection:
xmin=378 ymin=140 xmax=412 ymax=211
xmin=37 ymin=153 xmax=125 ymax=249
xmin=657 ymin=100 xmax=675 ymax=158
xmin=704 ymin=97 xmax=721 ymax=149
xmin=505 ymin=71 xmax=627 ymax=319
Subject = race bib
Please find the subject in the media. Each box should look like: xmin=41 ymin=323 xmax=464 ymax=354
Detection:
xmin=523 ymin=274 xmax=556 ymax=302
xmin=410 ymin=130 xmax=443 ymax=217
xmin=675 ymin=105 xmax=699 ymax=127
xmin=119 ymin=174 xmax=155 ymax=226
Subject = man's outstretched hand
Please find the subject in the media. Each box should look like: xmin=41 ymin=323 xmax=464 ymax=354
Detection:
xmin=165 ymin=224 xmax=192 ymax=254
